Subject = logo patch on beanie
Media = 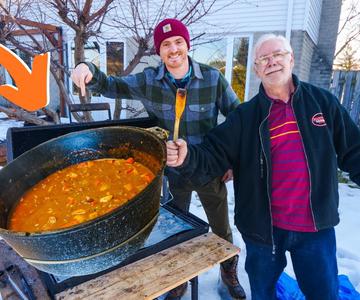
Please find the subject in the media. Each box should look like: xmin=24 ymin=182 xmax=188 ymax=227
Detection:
xmin=162 ymin=24 xmax=172 ymax=33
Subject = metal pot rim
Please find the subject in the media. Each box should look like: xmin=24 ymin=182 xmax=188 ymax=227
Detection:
xmin=0 ymin=126 xmax=166 ymax=236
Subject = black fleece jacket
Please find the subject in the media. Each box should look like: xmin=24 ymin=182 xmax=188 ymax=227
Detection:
xmin=178 ymin=75 xmax=360 ymax=245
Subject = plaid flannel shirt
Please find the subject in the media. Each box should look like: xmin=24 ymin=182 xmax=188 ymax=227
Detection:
xmin=86 ymin=57 xmax=239 ymax=145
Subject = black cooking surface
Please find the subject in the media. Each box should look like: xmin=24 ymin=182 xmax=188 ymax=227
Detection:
xmin=6 ymin=117 xmax=158 ymax=162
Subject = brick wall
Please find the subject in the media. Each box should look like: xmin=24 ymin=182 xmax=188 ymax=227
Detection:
xmin=291 ymin=31 xmax=315 ymax=82
xmin=309 ymin=0 xmax=342 ymax=89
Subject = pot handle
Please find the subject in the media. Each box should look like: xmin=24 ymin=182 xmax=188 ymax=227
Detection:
xmin=145 ymin=126 xmax=169 ymax=141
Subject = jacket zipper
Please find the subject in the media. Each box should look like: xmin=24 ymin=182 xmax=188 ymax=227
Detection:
xmin=290 ymin=99 xmax=317 ymax=231
xmin=258 ymin=102 xmax=276 ymax=254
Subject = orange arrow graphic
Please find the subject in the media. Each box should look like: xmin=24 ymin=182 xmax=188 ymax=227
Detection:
xmin=0 ymin=44 xmax=49 ymax=111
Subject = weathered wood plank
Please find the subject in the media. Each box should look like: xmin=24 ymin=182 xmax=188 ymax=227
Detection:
xmin=56 ymin=233 xmax=240 ymax=300
xmin=332 ymin=70 xmax=360 ymax=125
xmin=350 ymin=72 xmax=360 ymax=125
xmin=342 ymin=71 xmax=355 ymax=111
xmin=331 ymin=70 xmax=342 ymax=99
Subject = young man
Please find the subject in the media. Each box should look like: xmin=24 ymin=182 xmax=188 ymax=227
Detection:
xmin=71 ymin=18 xmax=246 ymax=300
xmin=167 ymin=34 xmax=360 ymax=299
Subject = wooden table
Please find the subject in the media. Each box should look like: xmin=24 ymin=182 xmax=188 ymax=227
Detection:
xmin=55 ymin=233 xmax=240 ymax=300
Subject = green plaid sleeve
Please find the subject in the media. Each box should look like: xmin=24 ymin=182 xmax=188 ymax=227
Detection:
xmin=85 ymin=62 xmax=148 ymax=100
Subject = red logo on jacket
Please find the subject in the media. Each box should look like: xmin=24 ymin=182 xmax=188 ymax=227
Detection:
xmin=312 ymin=113 xmax=326 ymax=127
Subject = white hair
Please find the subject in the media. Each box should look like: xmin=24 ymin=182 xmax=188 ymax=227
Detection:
xmin=253 ymin=34 xmax=293 ymax=61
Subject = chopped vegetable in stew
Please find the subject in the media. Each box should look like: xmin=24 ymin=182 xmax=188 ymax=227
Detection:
xmin=9 ymin=158 xmax=155 ymax=232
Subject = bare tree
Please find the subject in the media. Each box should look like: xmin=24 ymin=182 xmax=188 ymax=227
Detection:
xmin=334 ymin=0 xmax=360 ymax=60
xmin=0 ymin=0 xmax=62 ymax=125
xmin=44 ymin=0 xmax=115 ymax=121
xmin=0 ymin=0 xmax=116 ymax=123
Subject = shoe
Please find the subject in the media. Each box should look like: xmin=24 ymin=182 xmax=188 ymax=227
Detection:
xmin=164 ymin=282 xmax=188 ymax=300
xmin=220 ymin=255 xmax=246 ymax=299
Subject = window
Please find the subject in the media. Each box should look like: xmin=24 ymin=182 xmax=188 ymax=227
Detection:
xmin=106 ymin=41 xmax=124 ymax=76
xmin=232 ymin=37 xmax=249 ymax=102
xmin=18 ymin=50 xmax=32 ymax=68
xmin=190 ymin=36 xmax=250 ymax=102
xmin=190 ymin=38 xmax=227 ymax=70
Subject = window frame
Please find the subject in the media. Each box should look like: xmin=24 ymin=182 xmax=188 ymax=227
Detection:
xmin=68 ymin=38 xmax=126 ymax=102
xmin=225 ymin=34 xmax=253 ymax=102
xmin=190 ymin=34 xmax=253 ymax=102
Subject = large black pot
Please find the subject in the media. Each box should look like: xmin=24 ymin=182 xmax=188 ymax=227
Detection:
xmin=0 ymin=126 xmax=166 ymax=276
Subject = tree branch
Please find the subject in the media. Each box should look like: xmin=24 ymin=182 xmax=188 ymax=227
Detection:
xmin=0 ymin=105 xmax=53 ymax=125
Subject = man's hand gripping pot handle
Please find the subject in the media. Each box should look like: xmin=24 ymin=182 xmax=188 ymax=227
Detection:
xmin=166 ymin=139 xmax=188 ymax=167
xmin=71 ymin=63 xmax=93 ymax=97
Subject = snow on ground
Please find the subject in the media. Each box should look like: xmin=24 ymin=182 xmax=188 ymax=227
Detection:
xmin=0 ymin=113 xmax=23 ymax=140
xmin=168 ymin=181 xmax=360 ymax=300
xmin=1 ymin=116 xmax=360 ymax=299
xmin=336 ymin=183 xmax=360 ymax=292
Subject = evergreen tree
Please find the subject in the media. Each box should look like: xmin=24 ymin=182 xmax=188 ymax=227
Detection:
xmin=336 ymin=44 xmax=360 ymax=70
xmin=235 ymin=38 xmax=249 ymax=67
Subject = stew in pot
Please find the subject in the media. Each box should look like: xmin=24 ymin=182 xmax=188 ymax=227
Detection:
xmin=9 ymin=158 xmax=155 ymax=232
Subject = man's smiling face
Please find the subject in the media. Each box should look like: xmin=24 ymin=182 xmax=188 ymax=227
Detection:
xmin=159 ymin=36 xmax=188 ymax=70
xmin=254 ymin=38 xmax=294 ymax=88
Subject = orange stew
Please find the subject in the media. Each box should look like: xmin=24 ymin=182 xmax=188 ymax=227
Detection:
xmin=9 ymin=158 xmax=155 ymax=232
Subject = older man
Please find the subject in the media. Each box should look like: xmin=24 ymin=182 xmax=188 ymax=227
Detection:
xmin=71 ymin=18 xmax=246 ymax=300
xmin=167 ymin=34 xmax=360 ymax=299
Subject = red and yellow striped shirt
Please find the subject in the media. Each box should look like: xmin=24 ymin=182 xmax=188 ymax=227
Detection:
xmin=268 ymin=97 xmax=316 ymax=232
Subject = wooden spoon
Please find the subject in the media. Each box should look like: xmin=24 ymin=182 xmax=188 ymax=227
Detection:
xmin=173 ymin=88 xmax=187 ymax=140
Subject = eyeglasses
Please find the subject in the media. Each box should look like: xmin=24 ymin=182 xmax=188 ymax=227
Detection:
xmin=255 ymin=51 xmax=291 ymax=66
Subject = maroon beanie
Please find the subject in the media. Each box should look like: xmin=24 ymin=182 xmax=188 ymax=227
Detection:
xmin=153 ymin=18 xmax=190 ymax=55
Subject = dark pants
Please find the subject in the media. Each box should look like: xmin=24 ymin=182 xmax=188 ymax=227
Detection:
xmin=169 ymin=176 xmax=233 ymax=243
xmin=244 ymin=227 xmax=339 ymax=300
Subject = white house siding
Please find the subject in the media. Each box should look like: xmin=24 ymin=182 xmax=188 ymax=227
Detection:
xmin=186 ymin=0 xmax=300 ymax=34
xmin=304 ymin=0 xmax=322 ymax=43
xmin=291 ymin=1 xmax=307 ymax=32
xmin=180 ymin=0 xmax=320 ymax=44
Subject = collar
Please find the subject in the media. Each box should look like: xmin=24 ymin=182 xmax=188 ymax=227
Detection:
xmin=259 ymin=74 xmax=300 ymax=102
xmin=265 ymin=92 xmax=294 ymax=104
xmin=155 ymin=56 xmax=204 ymax=80
xmin=165 ymin=65 xmax=192 ymax=84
